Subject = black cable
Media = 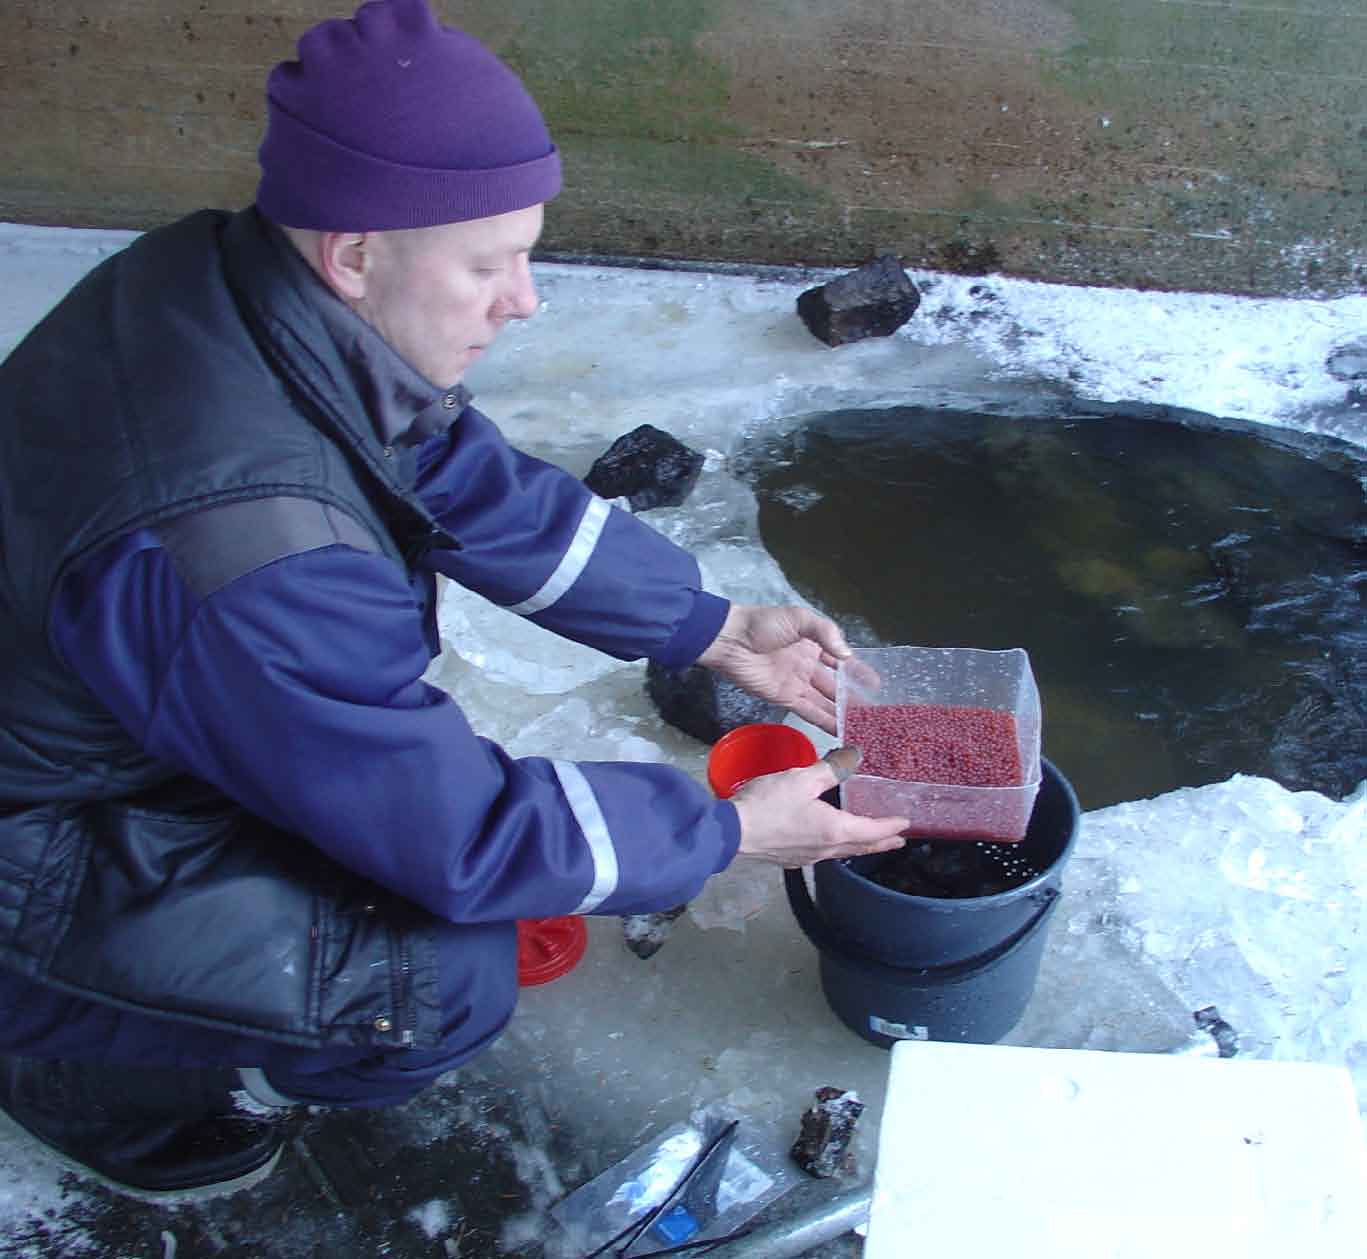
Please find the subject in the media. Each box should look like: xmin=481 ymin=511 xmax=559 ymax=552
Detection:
xmin=615 ymin=1120 xmax=740 ymax=1258
xmin=580 ymin=1119 xmax=741 ymax=1259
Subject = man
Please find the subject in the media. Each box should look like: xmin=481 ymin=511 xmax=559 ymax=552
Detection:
xmin=0 ymin=0 xmax=907 ymax=1199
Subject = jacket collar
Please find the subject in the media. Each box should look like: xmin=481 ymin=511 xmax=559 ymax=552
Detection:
xmin=262 ymin=216 xmax=471 ymax=450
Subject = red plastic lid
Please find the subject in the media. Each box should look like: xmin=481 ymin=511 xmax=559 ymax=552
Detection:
xmin=516 ymin=916 xmax=588 ymax=986
xmin=707 ymin=723 xmax=819 ymax=798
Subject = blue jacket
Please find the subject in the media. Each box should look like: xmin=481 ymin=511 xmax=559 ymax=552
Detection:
xmin=0 ymin=208 xmax=739 ymax=1049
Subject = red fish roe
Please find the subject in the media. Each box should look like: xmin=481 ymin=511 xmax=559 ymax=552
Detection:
xmin=845 ymin=703 xmax=1023 ymax=787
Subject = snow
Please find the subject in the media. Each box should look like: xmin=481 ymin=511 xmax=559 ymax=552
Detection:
xmin=910 ymin=275 xmax=1365 ymax=436
xmin=1 ymin=220 xmax=1364 ymax=1249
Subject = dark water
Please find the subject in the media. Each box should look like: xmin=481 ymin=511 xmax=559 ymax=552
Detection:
xmin=864 ymin=838 xmax=1047 ymax=898
xmin=738 ymin=405 xmax=1367 ymax=809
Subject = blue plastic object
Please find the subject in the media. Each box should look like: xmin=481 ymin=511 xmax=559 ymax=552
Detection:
xmin=652 ymin=1203 xmax=700 ymax=1244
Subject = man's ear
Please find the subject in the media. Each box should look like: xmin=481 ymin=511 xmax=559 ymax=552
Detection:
xmin=315 ymin=232 xmax=371 ymax=301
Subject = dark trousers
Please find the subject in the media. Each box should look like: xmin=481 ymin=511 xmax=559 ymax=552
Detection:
xmin=0 ymin=920 xmax=519 ymax=1108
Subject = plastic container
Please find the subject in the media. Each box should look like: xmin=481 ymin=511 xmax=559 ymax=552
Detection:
xmin=516 ymin=916 xmax=588 ymax=986
xmin=707 ymin=723 xmax=818 ymax=799
xmin=837 ymin=646 xmax=1041 ymax=842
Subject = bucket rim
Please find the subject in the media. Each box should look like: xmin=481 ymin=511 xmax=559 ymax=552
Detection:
xmin=827 ymin=756 xmax=1079 ymax=909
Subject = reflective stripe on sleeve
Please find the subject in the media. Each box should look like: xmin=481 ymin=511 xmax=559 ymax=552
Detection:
xmin=506 ymin=495 xmax=611 ymax=616
xmin=553 ymin=759 xmax=620 ymax=914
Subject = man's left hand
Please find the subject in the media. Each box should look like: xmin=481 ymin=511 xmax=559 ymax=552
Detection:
xmin=696 ymin=603 xmax=850 ymax=735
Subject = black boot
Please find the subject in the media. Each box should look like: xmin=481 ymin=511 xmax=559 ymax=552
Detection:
xmin=0 ymin=1056 xmax=289 ymax=1199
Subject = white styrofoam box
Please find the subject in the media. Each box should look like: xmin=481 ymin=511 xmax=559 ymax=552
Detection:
xmin=867 ymin=1040 xmax=1367 ymax=1258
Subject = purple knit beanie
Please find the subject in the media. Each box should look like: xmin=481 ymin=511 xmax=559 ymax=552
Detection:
xmin=257 ymin=0 xmax=561 ymax=231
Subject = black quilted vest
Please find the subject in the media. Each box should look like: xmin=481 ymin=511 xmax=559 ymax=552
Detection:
xmin=0 ymin=209 xmax=457 ymax=1048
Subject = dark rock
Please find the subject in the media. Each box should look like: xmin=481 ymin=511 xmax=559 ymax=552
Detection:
xmin=621 ymin=905 xmax=688 ymax=959
xmin=583 ymin=424 xmax=705 ymax=511
xmin=1326 ymin=338 xmax=1367 ymax=382
xmin=790 ymin=1086 xmax=865 ymax=1179
xmin=1193 ymin=1005 xmax=1239 ymax=1058
xmin=645 ymin=660 xmax=784 ymax=745
xmin=796 ymin=255 xmax=921 ymax=347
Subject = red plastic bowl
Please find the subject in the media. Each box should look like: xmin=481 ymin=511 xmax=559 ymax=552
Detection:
xmin=707 ymin=723 xmax=819 ymax=799
xmin=516 ymin=916 xmax=588 ymax=986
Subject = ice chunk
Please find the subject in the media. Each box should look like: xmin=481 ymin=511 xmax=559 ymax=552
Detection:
xmin=435 ymin=580 xmax=630 ymax=695
xmin=1080 ymin=776 xmax=1367 ymax=1111
xmin=502 ymin=697 xmax=668 ymax=764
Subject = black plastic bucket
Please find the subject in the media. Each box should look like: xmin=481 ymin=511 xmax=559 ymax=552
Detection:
xmin=785 ymin=758 xmax=1079 ymax=1047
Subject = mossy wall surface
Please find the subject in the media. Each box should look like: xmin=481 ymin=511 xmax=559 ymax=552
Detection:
xmin=2 ymin=0 xmax=1363 ymax=295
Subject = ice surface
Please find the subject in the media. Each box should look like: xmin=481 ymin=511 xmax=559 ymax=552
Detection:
xmin=434 ymin=579 xmax=630 ymax=696
xmin=1 ymin=221 xmax=1364 ymax=1251
xmin=1069 ymin=777 xmax=1367 ymax=1111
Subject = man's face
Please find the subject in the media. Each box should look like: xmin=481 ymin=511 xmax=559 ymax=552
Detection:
xmin=352 ymin=203 xmax=544 ymax=389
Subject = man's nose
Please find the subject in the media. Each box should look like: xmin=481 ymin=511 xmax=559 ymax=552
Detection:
xmin=501 ymin=258 xmax=539 ymax=321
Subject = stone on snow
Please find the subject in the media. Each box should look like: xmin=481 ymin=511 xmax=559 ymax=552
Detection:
xmin=790 ymin=1086 xmax=865 ymax=1179
xmin=796 ymin=254 xmax=921 ymax=347
xmin=583 ymin=423 xmax=705 ymax=511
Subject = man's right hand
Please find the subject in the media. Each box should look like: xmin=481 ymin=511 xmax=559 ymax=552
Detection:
xmin=730 ymin=749 xmax=908 ymax=868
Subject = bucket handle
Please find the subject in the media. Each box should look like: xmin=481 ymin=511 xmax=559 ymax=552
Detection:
xmin=783 ymin=868 xmax=1060 ymax=984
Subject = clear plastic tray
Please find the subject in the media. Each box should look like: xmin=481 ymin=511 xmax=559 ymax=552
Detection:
xmin=836 ymin=646 xmax=1042 ymax=843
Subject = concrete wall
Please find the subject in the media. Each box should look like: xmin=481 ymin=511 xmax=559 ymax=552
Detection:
xmin=2 ymin=0 xmax=1363 ymax=296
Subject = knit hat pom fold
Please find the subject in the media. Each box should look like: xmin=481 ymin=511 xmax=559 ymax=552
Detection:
xmin=257 ymin=0 xmax=560 ymax=231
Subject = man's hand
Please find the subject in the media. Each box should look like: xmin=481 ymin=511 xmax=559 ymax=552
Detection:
xmin=730 ymin=749 xmax=908 ymax=868
xmin=697 ymin=604 xmax=850 ymax=735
